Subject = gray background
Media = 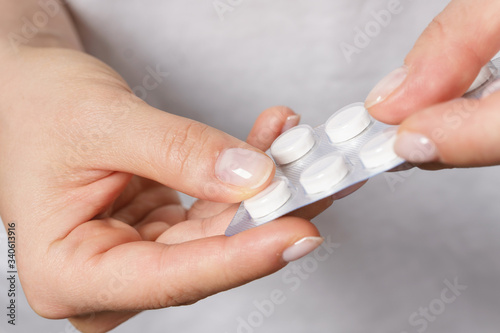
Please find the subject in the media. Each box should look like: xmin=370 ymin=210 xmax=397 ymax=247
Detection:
xmin=2 ymin=0 xmax=500 ymax=332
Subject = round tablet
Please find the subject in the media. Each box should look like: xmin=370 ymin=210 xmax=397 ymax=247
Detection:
xmin=325 ymin=104 xmax=371 ymax=143
xmin=244 ymin=179 xmax=292 ymax=219
xmin=359 ymin=127 xmax=399 ymax=168
xmin=466 ymin=64 xmax=493 ymax=93
xmin=300 ymin=153 xmax=349 ymax=194
xmin=271 ymin=125 xmax=315 ymax=165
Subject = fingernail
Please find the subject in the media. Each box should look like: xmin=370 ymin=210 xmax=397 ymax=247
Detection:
xmin=281 ymin=115 xmax=301 ymax=133
xmin=365 ymin=66 xmax=408 ymax=108
xmin=215 ymin=148 xmax=274 ymax=189
xmin=282 ymin=236 xmax=324 ymax=262
xmin=394 ymin=132 xmax=439 ymax=163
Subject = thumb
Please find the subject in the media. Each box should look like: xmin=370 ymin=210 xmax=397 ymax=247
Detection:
xmin=87 ymin=96 xmax=275 ymax=203
xmin=365 ymin=0 xmax=500 ymax=124
xmin=392 ymin=93 xmax=500 ymax=167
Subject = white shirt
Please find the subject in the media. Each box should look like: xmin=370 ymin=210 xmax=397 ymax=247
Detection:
xmin=2 ymin=1 xmax=500 ymax=332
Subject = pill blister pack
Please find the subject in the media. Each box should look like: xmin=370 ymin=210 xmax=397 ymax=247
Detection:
xmin=225 ymin=59 xmax=499 ymax=237
xmin=464 ymin=59 xmax=500 ymax=99
xmin=225 ymin=102 xmax=406 ymax=236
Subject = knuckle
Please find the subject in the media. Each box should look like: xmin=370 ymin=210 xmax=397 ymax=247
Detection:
xmin=426 ymin=15 xmax=447 ymax=40
xmin=161 ymin=121 xmax=211 ymax=177
xmin=424 ymin=15 xmax=481 ymax=65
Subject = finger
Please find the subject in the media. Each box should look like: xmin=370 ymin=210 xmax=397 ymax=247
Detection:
xmin=288 ymin=196 xmax=335 ymax=221
xmin=70 ymin=311 xmax=139 ymax=333
xmin=186 ymin=199 xmax=232 ymax=220
xmin=135 ymin=205 xmax=187 ymax=241
xmin=287 ymin=180 xmax=368 ymax=221
xmin=246 ymin=106 xmax=300 ymax=151
xmin=157 ymin=204 xmax=241 ymax=244
xmin=136 ymin=221 xmax=171 ymax=241
xmin=331 ymin=181 xmax=367 ymax=200
xmin=393 ymin=93 xmax=500 ymax=167
xmin=188 ymin=106 xmax=300 ymax=220
xmin=75 ymin=95 xmax=275 ymax=203
xmin=111 ymin=179 xmax=181 ymax=224
xmin=42 ymin=217 xmax=320 ymax=317
xmin=137 ymin=205 xmax=186 ymax=226
xmin=366 ymin=0 xmax=500 ymax=124
xmin=162 ymin=185 xmax=342 ymax=245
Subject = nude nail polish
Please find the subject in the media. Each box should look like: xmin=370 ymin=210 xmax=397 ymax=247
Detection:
xmin=282 ymin=236 xmax=324 ymax=262
xmin=365 ymin=66 xmax=408 ymax=108
xmin=215 ymin=148 xmax=274 ymax=189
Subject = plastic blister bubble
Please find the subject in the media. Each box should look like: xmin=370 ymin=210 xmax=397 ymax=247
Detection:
xmin=225 ymin=59 xmax=500 ymax=236
xmin=226 ymin=101 xmax=405 ymax=236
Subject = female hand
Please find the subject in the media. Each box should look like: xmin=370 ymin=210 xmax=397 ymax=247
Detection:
xmin=0 ymin=45 xmax=326 ymax=332
xmin=365 ymin=0 xmax=500 ymax=168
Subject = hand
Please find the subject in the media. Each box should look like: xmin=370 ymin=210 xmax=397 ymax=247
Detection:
xmin=0 ymin=46 xmax=328 ymax=332
xmin=365 ymin=0 xmax=500 ymax=168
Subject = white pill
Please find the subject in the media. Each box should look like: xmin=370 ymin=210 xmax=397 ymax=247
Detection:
xmin=359 ymin=127 xmax=399 ymax=168
xmin=244 ymin=179 xmax=292 ymax=219
xmin=466 ymin=64 xmax=493 ymax=93
xmin=300 ymin=153 xmax=349 ymax=194
xmin=325 ymin=104 xmax=371 ymax=143
xmin=271 ymin=125 xmax=315 ymax=165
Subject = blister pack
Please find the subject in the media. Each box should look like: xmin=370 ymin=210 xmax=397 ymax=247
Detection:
xmin=464 ymin=59 xmax=500 ymax=99
xmin=225 ymin=59 xmax=500 ymax=237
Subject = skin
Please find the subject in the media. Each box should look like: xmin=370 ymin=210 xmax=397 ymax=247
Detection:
xmin=0 ymin=1 xmax=328 ymax=332
xmin=367 ymin=0 xmax=500 ymax=168
xmin=4 ymin=0 xmax=497 ymax=331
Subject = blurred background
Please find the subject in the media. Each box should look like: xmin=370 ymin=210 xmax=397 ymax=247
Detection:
xmin=2 ymin=0 xmax=500 ymax=332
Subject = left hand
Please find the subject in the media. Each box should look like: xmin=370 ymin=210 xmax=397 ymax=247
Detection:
xmin=0 ymin=44 xmax=328 ymax=333
xmin=66 ymin=106 xmax=334 ymax=332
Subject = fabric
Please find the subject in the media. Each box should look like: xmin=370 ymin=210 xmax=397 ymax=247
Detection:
xmin=2 ymin=1 xmax=500 ymax=332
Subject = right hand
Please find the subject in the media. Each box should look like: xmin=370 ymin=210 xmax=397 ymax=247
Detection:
xmin=365 ymin=0 xmax=500 ymax=169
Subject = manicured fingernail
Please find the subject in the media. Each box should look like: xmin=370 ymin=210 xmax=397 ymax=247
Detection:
xmin=394 ymin=132 xmax=439 ymax=163
xmin=281 ymin=115 xmax=301 ymax=133
xmin=282 ymin=236 xmax=323 ymax=262
xmin=365 ymin=66 xmax=408 ymax=108
xmin=215 ymin=148 xmax=274 ymax=189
